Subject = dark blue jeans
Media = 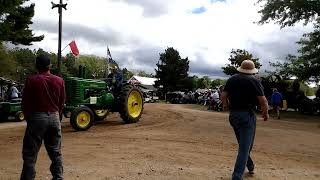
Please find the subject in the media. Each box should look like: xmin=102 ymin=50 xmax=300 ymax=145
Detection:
xmin=229 ymin=111 xmax=256 ymax=180
xmin=20 ymin=112 xmax=63 ymax=180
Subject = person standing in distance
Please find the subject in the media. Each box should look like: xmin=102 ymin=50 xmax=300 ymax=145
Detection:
xmin=221 ymin=60 xmax=269 ymax=180
xmin=21 ymin=55 xmax=65 ymax=180
xmin=271 ymin=88 xmax=283 ymax=119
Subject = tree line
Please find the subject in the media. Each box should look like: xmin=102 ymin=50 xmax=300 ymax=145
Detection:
xmin=0 ymin=43 xmax=227 ymax=91
xmin=0 ymin=44 xmax=157 ymax=82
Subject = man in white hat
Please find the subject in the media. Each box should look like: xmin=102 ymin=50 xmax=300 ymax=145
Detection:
xmin=221 ymin=60 xmax=269 ymax=180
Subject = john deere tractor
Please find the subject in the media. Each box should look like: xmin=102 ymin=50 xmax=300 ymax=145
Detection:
xmin=63 ymin=75 xmax=144 ymax=131
xmin=0 ymin=77 xmax=24 ymax=122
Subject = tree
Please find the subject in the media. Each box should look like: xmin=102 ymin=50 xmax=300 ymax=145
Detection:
xmin=137 ymin=70 xmax=154 ymax=78
xmin=63 ymin=53 xmax=78 ymax=77
xmin=222 ymin=49 xmax=261 ymax=76
xmin=76 ymin=55 xmax=107 ymax=79
xmin=0 ymin=0 xmax=43 ymax=45
xmin=295 ymin=21 xmax=320 ymax=81
xmin=258 ymin=0 xmax=320 ymax=81
xmin=0 ymin=44 xmax=17 ymax=80
xmin=122 ymin=68 xmax=134 ymax=80
xmin=211 ymin=79 xmax=226 ymax=88
xmin=9 ymin=47 xmax=36 ymax=82
xmin=197 ymin=76 xmax=211 ymax=89
xmin=155 ymin=47 xmax=189 ymax=92
xmin=257 ymin=0 xmax=320 ymax=28
xmin=183 ymin=76 xmax=198 ymax=91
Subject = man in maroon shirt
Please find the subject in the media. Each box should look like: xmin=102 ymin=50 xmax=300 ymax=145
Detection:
xmin=21 ymin=55 xmax=65 ymax=180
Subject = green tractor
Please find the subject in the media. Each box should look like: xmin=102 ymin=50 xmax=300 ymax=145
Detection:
xmin=63 ymin=75 xmax=144 ymax=131
xmin=0 ymin=77 xmax=25 ymax=122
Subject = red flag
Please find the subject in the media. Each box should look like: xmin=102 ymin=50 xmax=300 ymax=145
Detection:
xmin=69 ymin=40 xmax=79 ymax=56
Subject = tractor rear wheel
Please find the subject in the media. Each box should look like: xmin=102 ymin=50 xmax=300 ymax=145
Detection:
xmin=119 ymin=85 xmax=144 ymax=123
xmin=70 ymin=106 xmax=94 ymax=131
xmin=15 ymin=111 xmax=25 ymax=122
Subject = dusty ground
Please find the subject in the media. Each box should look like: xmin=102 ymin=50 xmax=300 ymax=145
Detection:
xmin=0 ymin=103 xmax=319 ymax=180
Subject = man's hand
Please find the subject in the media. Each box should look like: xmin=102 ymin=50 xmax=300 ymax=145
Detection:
xmin=221 ymin=92 xmax=229 ymax=111
xmin=257 ymin=96 xmax=269 ymax=121
xmin=223 ymin=105 xmax=228 ymax=112
xmin=262 ymin=113 xmax=269 ymax=121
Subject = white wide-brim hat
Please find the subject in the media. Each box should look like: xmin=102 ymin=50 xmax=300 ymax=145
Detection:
xmin=237 ymin=59 xmax=258 ymax=74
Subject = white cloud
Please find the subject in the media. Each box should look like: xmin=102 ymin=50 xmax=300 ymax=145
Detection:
xmin=27 ymin=0 xmax=312 ymax=77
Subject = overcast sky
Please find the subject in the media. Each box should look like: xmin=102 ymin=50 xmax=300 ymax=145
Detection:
xmin=25 ymin=0 xmax=312 ymax=78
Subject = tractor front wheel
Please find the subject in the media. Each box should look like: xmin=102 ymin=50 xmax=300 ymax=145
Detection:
xmin=94 ymin=109 xmax=109 ymax=121
xmin=70 ymin=106 xmax=94 ymax=131
xmin=15 ymin=111 xmax=25 ymax=122
xmin=119 ymin=85 xmax=144 ymax=123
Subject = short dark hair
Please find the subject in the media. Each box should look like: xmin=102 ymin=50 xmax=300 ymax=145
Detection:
xmin=36 ymin=55 xmax=51 ymax=72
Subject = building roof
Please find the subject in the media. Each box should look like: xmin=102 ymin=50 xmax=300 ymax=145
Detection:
xmin=129 ymin=76 xmax=157 ymax=86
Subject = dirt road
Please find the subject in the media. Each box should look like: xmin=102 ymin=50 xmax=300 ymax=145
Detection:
xmin=0 ymin=104 xmax=319 ymax=180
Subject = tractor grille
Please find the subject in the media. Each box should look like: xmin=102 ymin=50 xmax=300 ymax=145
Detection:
xmin=65 ymin=77 xmax=81 ymax=104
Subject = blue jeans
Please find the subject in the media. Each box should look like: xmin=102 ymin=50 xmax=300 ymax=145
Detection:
xmin=229 ymin=111 xmax=256 ymax=180
xmin=21 ymin=112 xmax=63 ymax=180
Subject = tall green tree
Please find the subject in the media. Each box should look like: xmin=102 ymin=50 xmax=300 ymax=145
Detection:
xmin=0 ymin=0 xmax=43 ymax=45
xmin=295 ymin=22 xmax=320 ymax=81
xmin=258 ymin=0 xmax=320 ymax=81
xmin=155 ymin=47 xmax=189 ymax=92
xmin=222 ymin=49 xmax=261 ymax=76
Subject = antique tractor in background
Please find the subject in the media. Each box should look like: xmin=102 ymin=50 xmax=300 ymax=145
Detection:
xmin=63 ymin=75 xmax=144 ymax=131
xmin=0 ymin=101 xmax=24 ymax=121
xmin=0 ymin=77 xmax=24 ymax=122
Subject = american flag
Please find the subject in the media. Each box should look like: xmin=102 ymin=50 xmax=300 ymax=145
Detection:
xmin=107 ymin=46 xmax=118 ymax=65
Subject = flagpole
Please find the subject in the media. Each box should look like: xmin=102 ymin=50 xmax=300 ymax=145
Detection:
xmin=52 ymin=0 xmax=67 ymax=76
xmin=61 ymin=43 xmax=69 ymax=53
xmin=106 ymin=45 xmax=111 ymax=76
xmin=107 ymin=57 xmax=110 ymax=75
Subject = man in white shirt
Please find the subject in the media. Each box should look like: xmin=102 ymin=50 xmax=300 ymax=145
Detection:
xmin=212 ymin=90 xmax=219 ymax=102
xmin=11 ymin=83 xmax=20 ymax=99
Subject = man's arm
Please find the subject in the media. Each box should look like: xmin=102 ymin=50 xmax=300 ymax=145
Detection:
xmin=221 ymin=91 xmax=229 ymax=111
xmin=251 ymin=78 xmax=269 ymax=121
xmin=257 ymin=96 xmax=269 ymax=121
xmin=59 ymin=81 xmax=66 ymax=117
xmin=22 ymin=78 xmax=31 ymax=118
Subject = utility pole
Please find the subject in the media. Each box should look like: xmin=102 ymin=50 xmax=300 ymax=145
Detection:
xmin=52 ymin=0 xmax=67 ymax=76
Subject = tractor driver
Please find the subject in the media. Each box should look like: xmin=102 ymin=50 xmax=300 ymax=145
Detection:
xmin=108 ymin=65 xmax=124 ymax=91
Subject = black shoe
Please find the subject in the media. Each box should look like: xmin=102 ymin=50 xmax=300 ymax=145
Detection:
xmin=247 ymin=164 xmax=254 ymax=174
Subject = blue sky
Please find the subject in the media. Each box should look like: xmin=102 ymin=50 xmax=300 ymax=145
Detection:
xmin=191 ymin=6 xmax=207 ymax=14
xmin=192 ymin=0 xmax=226 ymax=14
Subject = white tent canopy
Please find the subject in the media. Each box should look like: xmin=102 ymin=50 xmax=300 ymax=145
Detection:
xmin=128 ymin=76 xmax=157 ymax=86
